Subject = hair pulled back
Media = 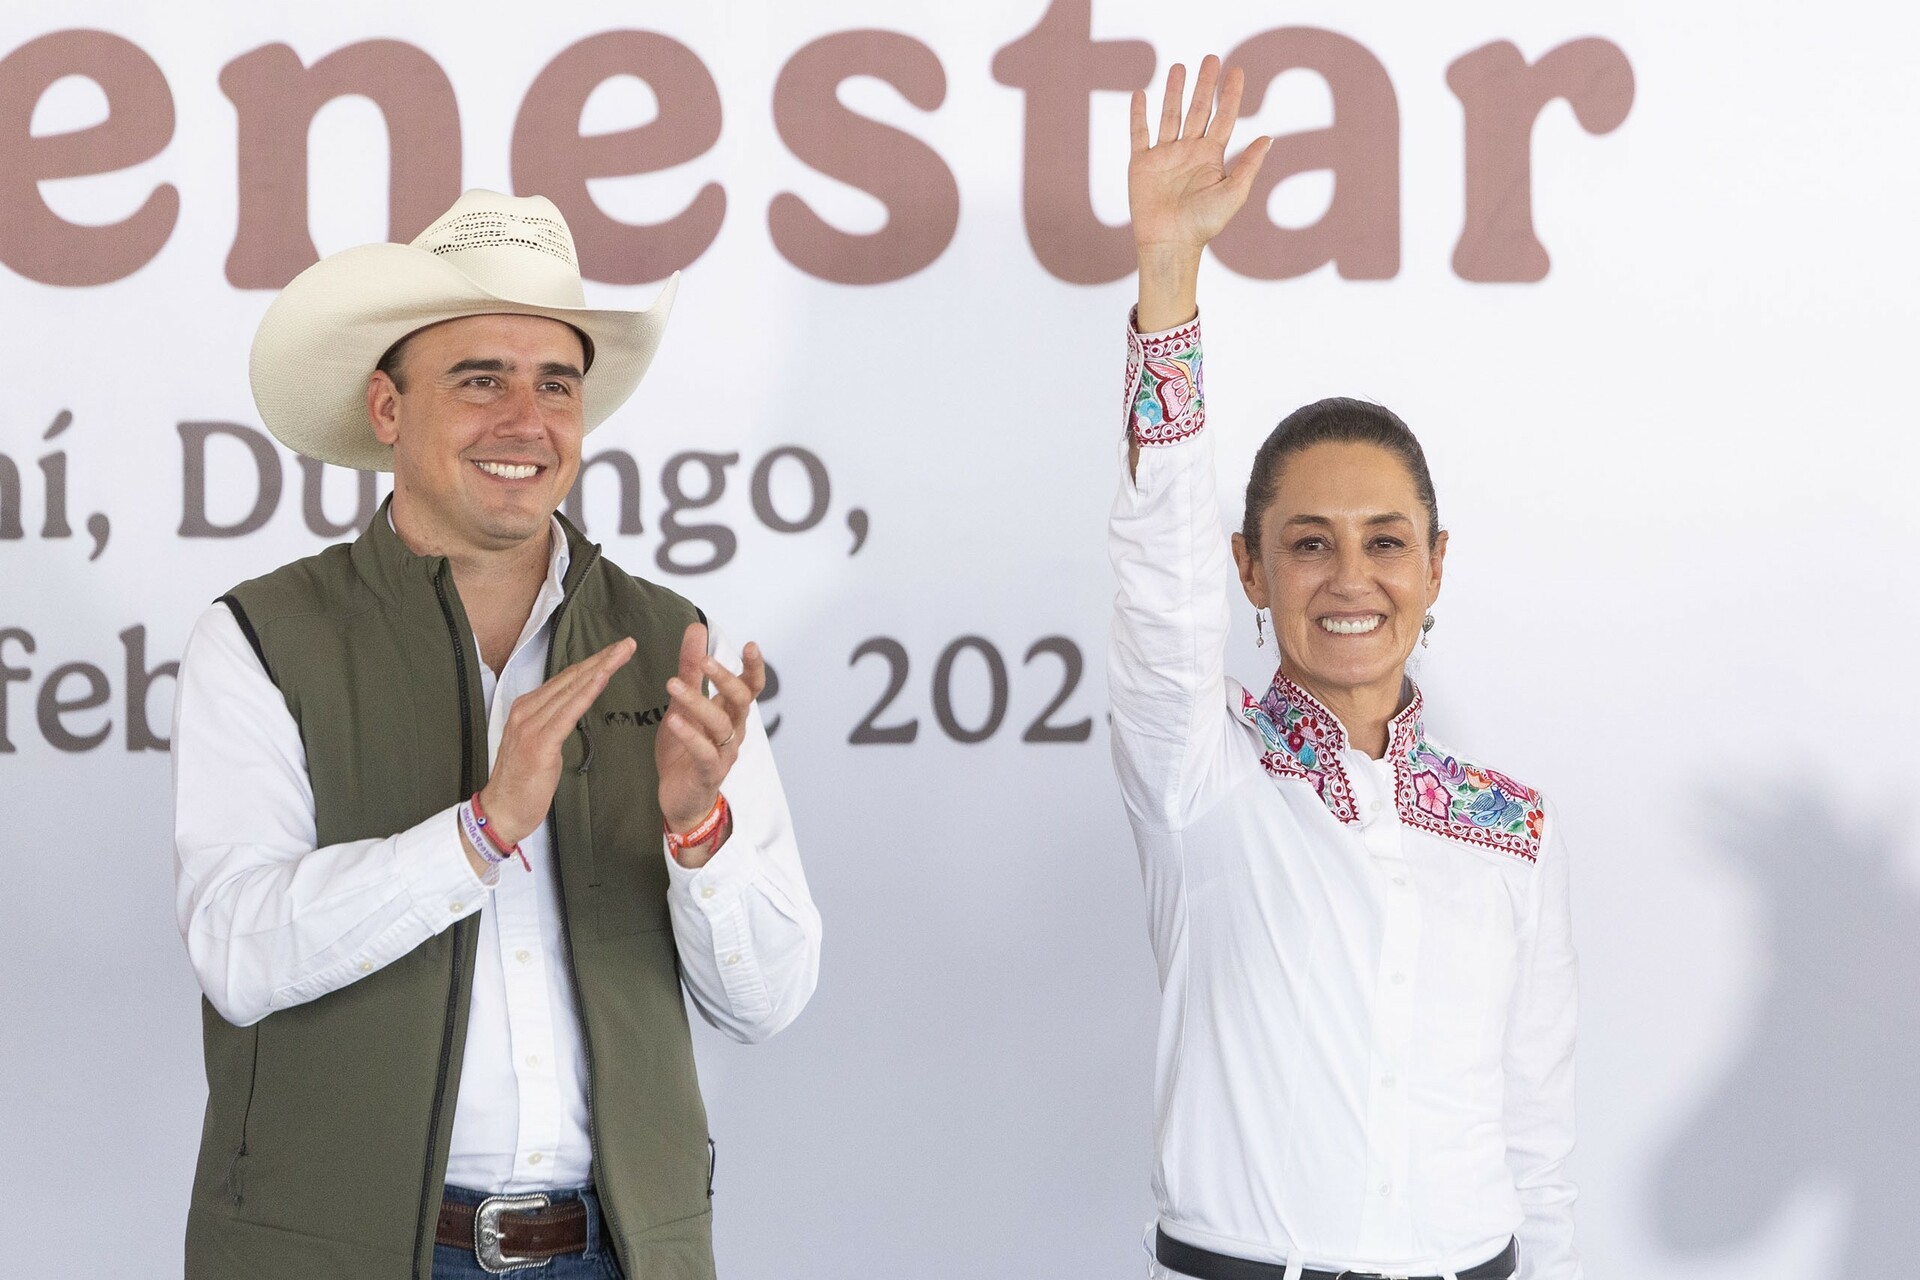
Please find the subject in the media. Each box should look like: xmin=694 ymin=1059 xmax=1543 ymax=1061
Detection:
xmin=1240 ymin=397 xmax=1441 ymax=552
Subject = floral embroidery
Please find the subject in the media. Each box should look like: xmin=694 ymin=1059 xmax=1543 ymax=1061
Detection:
xmin=1239 ymin=674 xmax=1358 ymax=823
xmin=1411 ymin=769 xmax=1451 ymax=819
xmin=1241 ymin=671 xmax=1546 ymax=862
xmin=1390 ymin=706 xmax=1544 ymax=863
xmin=1125 ymin=312 xmax=1205 ymax=445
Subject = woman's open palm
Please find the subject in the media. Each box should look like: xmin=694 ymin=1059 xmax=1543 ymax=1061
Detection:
xmin=1129 ymin=55 xmax=1271 ymax=254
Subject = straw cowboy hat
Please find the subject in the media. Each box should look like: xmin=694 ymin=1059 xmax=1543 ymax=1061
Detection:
xmin=249 ymin=189 xmax=678 ymax=472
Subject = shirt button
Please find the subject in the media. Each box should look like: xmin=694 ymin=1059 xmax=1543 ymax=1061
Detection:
xmin=528 ymin=1153 xmax=543 ymax=1166
xmin=1391 ymin=972 xmax=1407 ymax=985
xmin=700 ymin=886 xmax=716 ymax=900
xmin=725 ymin=953 xmax=741 ymax=967
xmin=1378 ymin=1182 xmax=1392 ymax=1197
xmin=1370 ymin=800 xmax=1384 ymax=813
xmin=515 ymin=949 xmax=532 ymax=964
xmin=526 ymin=1055 xmax=540 ymax=1068
xmin=1382 ymin=1075 xmax=1397 ymax=1089
xmin=1393 ymin=876 xmax=1409 ymax=888
xmin=449 ymin=901 xmax=464 ymax=914
xmin=357 ymin=960 xmax=373 ymax=973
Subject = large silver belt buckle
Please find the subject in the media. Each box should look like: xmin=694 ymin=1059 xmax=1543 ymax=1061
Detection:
xmin=474 ymin=1193 xmax=553 ymax=1274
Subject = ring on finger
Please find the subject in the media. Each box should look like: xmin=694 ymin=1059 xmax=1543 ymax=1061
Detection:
xmin=718 ymin=729 xmax=735 ymax=748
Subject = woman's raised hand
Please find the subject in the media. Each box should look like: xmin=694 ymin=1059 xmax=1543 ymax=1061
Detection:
xmin=1130 ymin=55 xmax=1270 ymax=330
xmin=1130 ymin=55 xmax=1269 ymax=254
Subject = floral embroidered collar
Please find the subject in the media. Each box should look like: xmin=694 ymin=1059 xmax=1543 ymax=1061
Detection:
xmin=1240 ymin=671 xmax=1545 ymax=862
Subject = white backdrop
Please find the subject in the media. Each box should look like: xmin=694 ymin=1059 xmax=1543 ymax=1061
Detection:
xmin=3 ymin=2 xmax=1917 ymax=1277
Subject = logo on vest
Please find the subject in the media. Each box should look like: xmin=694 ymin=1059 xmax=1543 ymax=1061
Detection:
xmin=603 ymin=704 xmax=670 ymax=728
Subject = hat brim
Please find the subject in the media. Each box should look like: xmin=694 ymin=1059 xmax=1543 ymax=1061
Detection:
xmin=249 ymin=243 xmax=678 ymax=472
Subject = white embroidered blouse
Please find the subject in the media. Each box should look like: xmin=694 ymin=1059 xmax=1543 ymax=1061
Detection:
xmin=1108 ymin=313 xmax=1579 ymax=1279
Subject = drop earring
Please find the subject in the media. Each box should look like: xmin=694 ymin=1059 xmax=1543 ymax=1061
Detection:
xmin=1421 ymin=612 xmax=1435 ymax=648
xmin=1255 ymin=609 xmax=1267 ymax=648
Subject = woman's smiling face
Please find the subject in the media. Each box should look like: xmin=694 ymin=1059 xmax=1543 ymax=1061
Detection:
xmin=1233 ymin=440 xmax=1447 ymax=704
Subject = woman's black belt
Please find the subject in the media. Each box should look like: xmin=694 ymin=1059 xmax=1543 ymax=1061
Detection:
xmin=1155 ymin=1229 xmax=1518 ymax=1280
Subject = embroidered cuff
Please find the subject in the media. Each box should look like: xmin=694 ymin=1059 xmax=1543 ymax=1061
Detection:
xmin=1124 ymin=307 xmax=1206 ymax=446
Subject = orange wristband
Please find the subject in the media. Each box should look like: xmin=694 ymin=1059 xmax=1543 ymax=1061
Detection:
xmin=665 ymin=793 xmax=729 ymax=862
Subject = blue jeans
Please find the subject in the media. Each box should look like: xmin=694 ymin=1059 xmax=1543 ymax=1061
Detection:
xmin=433 ymin=1185 xmax=623 ymax=1280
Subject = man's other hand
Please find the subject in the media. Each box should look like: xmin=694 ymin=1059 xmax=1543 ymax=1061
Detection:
xmin=658 ymin=623 xmax=765 ymax=867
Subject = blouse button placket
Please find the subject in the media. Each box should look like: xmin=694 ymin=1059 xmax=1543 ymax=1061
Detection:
xmin=1359 ymin=761 xmax=1418 ymax=1250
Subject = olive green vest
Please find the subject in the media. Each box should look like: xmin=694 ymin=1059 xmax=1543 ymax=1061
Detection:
xmin=185 ymin=505 xmax=715 ymax=1280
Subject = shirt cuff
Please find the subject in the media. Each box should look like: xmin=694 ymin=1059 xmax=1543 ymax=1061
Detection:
xmin=661 ymin=798 xmax=761 ymax=908
xmin=663 ymin=795 xmax=775 ymax=1020
xmin=1124 ymin=306 xmax=1206 ymax=446
xmin=395 ymin=803 xmax=498 ymax=934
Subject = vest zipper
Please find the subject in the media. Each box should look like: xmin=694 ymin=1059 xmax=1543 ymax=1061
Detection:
xmin=415 ymin=565 xmax=479 ymax=1280
xmin=539 ymin=546 xmax=639 ymax=1270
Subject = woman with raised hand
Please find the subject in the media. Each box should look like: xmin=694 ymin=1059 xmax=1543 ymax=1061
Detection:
xmin=1110 ymin=56 xmax=1578 ymax=1280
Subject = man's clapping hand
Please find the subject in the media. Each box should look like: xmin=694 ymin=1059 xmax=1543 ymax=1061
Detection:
xmin=464 ymin=638 xmax=637 ymax=873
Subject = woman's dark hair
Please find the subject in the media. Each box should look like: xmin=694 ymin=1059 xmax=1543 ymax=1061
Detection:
xmin=1240 ymin=397 xmax=1441 ymax=552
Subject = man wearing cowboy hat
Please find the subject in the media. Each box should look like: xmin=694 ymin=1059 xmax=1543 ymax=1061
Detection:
xmin=171 ymin=190 xmax=821 ymax=1280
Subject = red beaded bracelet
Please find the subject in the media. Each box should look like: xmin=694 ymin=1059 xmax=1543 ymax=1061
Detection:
xmin=469 ymin=791 xmax=531 ymax=873
xmin=665 ymin=793 xmax=729 ymax=862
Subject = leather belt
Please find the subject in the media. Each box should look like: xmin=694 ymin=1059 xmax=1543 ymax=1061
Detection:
xmin=1156 ymin=1229 xmax=1517 ymax=1280
xmin=438 ymin=1194 xmax=588 ymax=1273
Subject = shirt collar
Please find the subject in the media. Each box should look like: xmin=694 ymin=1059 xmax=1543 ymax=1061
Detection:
xmin=532 ymin=515 xmax=571 ymax=620
xmin=1241 ymin=668 xmax=1545 ymax=862
xmin=1239 ymin=670 xmax=1424 ymax=826
xmin=1256 ymin=669 xmax=1426 ymax=757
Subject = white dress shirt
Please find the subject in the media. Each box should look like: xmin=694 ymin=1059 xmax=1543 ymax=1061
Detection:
xmin=173 ymin=518 xmax=821 ymax=1193
xmin=1109 ymin=314 xmax=1578 ymax=1279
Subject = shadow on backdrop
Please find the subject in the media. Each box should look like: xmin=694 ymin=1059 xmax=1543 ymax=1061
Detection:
xmin=1651 ymin=792 xmax=1918 ymax=1273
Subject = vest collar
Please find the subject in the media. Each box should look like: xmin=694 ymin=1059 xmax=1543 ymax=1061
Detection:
xmin=352 ymin=493 xmax=445 ymax=605
xmin=350 ymin=495 xmax=603 ymax=609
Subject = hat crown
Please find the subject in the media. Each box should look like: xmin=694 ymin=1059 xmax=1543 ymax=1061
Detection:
xmin=409 ymin=190 xmax=587 ymax=309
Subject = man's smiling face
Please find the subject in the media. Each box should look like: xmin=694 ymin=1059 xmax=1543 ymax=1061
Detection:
xmin=368 ymin=312 xmax=587 ymax=558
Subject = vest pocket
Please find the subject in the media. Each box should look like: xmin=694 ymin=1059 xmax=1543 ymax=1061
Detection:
xmin=596 ymin=875 xmax=673 ymax=936
xmin=580 ymin=806 xmax=673 ymax=938
xmin=556 ymin=751 xmax=672 ymax=939
xmin=192 ymin=1002 xmax=264 ymax=1237
xmin=221 ymin=1022 xmax=262 ymax=1206
xmin=221 ymin=946 xmax=456 ymax=1249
